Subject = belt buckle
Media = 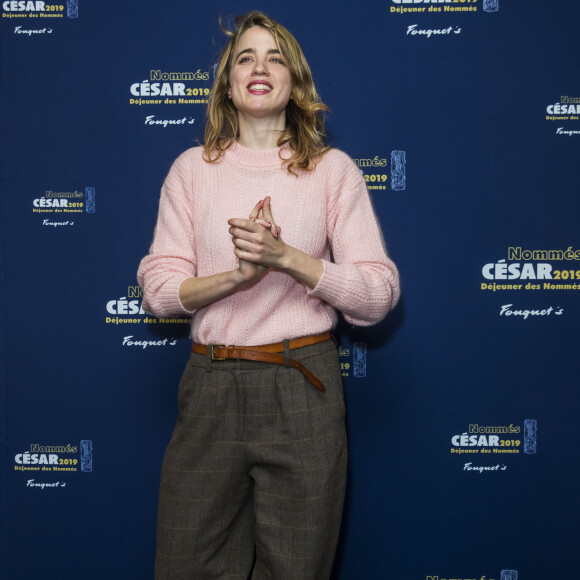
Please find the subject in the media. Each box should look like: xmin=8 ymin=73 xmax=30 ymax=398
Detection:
xmin=211 ymin=344 xmax=226 ymax=361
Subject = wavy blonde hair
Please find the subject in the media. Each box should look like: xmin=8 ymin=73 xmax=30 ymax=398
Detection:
xmin=203 ymin=11 xmax=329 ymax=173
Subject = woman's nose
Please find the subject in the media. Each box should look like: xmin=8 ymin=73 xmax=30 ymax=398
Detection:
xmin=252 ymin=59 xmax=268 ymax=75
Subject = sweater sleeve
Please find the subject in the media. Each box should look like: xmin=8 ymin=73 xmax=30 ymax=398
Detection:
xmin=308 ymin=152 xmax=400 ymax=326
xmin=136 ymin=152 xmax=197 ymax=317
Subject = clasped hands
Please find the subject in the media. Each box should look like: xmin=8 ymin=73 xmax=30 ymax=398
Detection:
xmin=228 ymin=196 xmax=285 ymax=283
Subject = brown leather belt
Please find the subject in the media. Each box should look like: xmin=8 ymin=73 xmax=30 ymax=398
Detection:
xmin=191 ymin=332 xmax=331 ymax=392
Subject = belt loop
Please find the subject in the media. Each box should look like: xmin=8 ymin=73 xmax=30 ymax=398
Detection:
xmin=206 ymin=344 xmax=213 ymax=373
xmin=283 ymin=339 xmax=290 ymax=368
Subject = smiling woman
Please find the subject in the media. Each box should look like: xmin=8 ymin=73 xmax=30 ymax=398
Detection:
xmin=204 ymin=11 xmax=329 ymax=173
xmin=137 ymin=10 xmax=400 ymax=580
xmin=227 ymin=26 xmax=292 ymax=139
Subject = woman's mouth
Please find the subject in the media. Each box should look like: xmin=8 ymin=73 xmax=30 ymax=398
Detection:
xmin=247 ymin=81 xmax=273 ymax=94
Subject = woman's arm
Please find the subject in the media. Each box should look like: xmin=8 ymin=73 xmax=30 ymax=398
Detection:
xmin=179 ymin=200 xmax=269 ymax=310
xmin=137 ymin=157 xmax=268 ymax=317
xmin=228 ymin=158 xmax=400 ymax=326
xmin=309 ymin=157 xmax=400 ymax=325
xmin=176 ymin=266 xmax=263 ymax=311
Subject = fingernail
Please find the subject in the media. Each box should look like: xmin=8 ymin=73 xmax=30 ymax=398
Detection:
xmin=266 ymin=221 xmax=272 ymax=226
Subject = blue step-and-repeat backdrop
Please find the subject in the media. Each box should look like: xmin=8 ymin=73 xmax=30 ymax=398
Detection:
xmin=1 ymin=1 xmax=579 ymax=579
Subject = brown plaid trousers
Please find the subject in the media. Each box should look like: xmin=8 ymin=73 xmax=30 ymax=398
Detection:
xmin=154 ymin=338 xmax=347 ymax=579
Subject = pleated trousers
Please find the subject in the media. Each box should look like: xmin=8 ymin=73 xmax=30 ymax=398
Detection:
xmin=154 ymin=338 xmax=347 ymax=580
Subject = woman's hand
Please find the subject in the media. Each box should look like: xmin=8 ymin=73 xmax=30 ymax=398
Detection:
xmin=231 ymin=198 xmax=276 ymax=283
xmin=236 ymin=256 xmax=267 ymax=283
xmin=250 ymin=196 xmax=281 ymax=238
xmin=229 ymin=196 xmax=323 ymax=288
xmin=229 ymin=197 xmax=286 ymax=270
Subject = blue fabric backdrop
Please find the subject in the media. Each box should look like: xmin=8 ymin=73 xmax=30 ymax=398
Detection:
xmin=1 ymin=1 xmax=579 ymax=579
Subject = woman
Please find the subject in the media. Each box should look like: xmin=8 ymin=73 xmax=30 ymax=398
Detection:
xmin=138 ymin=10 xmax=400 ymax=579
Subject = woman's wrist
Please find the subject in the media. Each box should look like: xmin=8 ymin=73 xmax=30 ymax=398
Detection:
xmin=278 ymin=244 xmax=323 ymax=289
xmin=179 ymin=268 xmax=253 ymax=311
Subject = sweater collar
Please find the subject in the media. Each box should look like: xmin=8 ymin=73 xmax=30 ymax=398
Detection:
xmin=225 ymin=141 xmax=292 ymax=169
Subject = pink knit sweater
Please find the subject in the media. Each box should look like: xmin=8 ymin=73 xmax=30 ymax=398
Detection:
xmin=137 ymin=142 xmax=400 ymax=346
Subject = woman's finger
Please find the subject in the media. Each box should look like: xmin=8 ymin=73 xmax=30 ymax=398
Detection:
xmin=261 ymin=196 xmax=279 ymax=237
xmin=228 ymin=218 xmax=261 ymax=233
xmin=248 ymin=199 xmax=263 ymax=221
xmin=255 ymin=218 xmax=272 ymax=229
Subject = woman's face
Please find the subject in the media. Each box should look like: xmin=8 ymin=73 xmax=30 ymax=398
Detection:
xmin=229 ymin=26 xmax=292 ymax=125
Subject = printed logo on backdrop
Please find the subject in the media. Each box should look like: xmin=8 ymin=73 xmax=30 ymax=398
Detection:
xmin=106 ymin=284 xmax=189 ymax=348
xmin=129 ymin=68 xmax=210 ymax=128
xmin=546 ymin=95 xmax=580 ymax=137
xmin=338 ymin=342 xmax=368 ymax=378
xmin=450 ymin=419 xmax=537 ymax=473
xmin=390 ymin=0 xmax=496 ymax=14
xmin=14 ymin=439 xmax=92 ymax=489
xmin=388 ymin=0 xmax=499 ymax=39
xmin=481 ymin=246 xmax=580 ymax=315
xmin=426 ymin=570 xmax=518 ymax=580
xmin=353 ymin=151 xmax=406 ymax=191
xmin=4 ymin=1 xmax=79 ymax=35
xmin=32 ymin=186 xmax=95 ymax=227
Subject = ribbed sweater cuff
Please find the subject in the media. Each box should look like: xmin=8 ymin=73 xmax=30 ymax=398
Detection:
xmin=308 ymin=260 xmax=346 ymax=303
xmin=156 ymin=274 xmax=196 ymax=316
